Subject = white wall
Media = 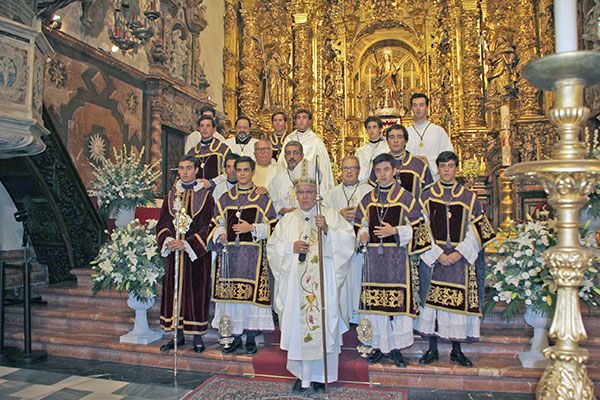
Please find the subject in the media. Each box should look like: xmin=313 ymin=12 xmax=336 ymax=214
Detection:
xmin=0 ymin=183 xmax=23 ymax=251
xmin=199 ymin=0 xmax=225 ymax=112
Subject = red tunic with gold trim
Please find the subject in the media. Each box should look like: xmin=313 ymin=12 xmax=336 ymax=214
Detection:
xmin=156 ymin=180 xmax=215 ymax=335
xmin=368 ymin=151 xmax=434 ymax=198
xmin=418 ymin=182 xmax=496 ymax=319
xmin=186 ymin=138 xmax=231 ymax=181
xmin=353 ymin=182 xmax=432 ymax=317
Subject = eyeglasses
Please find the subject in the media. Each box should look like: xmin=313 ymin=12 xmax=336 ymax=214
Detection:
xmin=255 ymin=147 xmax=271 ymax=152
xmin=296 ymin=190 xmax=316 ymax=195
xmin=342 ymin=166 xmax=360 ymax=171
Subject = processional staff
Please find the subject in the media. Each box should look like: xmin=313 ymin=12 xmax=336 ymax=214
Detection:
xmin=171 ymin=189 xmax=192 ymax=377
xmin=315 ymin=156 xmax=329 ymax=398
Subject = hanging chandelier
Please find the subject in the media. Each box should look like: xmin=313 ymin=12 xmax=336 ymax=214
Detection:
xmin=109 ymin=0 xmax=161 ymax=52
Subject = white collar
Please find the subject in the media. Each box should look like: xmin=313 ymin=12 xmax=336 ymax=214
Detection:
xmin=175 ymin=179 xmax=203 ymax=193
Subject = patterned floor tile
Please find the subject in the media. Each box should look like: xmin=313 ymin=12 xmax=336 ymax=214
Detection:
xmin=2 ymin=370 xmax=70 ymax=386
xmin=0 ymin=367 xmax=19 ymax=378
xmin=0 ymin=381 xmax=30 ymax=396
xmin=39 ymin=388 xmax=93 ymax=400
xmin=113 ymin=383 xmax=189 ymax=400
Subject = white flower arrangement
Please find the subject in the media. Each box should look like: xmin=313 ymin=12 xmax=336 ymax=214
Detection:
xmin=90 ymin=219 xmax=164 ymax=302
xmin=91 ymin=145 xmax=161 ymax=216
xmin=485 ymin=215 xmax=600 ymax=319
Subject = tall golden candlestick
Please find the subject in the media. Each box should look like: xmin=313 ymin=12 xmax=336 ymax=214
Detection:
xmin=506 ymin=51 xmax=600 ymax=399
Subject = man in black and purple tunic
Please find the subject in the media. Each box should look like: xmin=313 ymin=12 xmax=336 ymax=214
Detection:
xmin=368 ymin=124 xmax=433 ymax=198
xmin=209 ymin=156 xmax=278 ymax=355
xmin=354 ymin=153 xmax=432 ymax=368
xmin=417 ymin=151 xmax=496 ymax=367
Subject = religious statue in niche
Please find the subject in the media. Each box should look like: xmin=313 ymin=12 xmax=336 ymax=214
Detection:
xmin=485 ymin=30 xmax=519 ymax=107
xmin=259 ymin=49 xmax=291 ymax=111
xmin=170 ymin=27 xmax=190 ymax=82
xmin=373 ymin=49 xmax=403 ymax=112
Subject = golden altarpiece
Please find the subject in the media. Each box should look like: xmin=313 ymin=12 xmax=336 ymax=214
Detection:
xmin=220 ymin=0 xmax=600 ymax=227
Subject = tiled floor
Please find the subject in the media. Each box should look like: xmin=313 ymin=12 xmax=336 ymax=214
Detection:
xmin=0 ymin=355 xmax=556 ymax=399
xmin=0 ymin=356 xmax=209 ymax=400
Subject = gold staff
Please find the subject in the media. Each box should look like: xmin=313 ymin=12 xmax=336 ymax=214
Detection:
xmin=314 ymin=156 xmax=329 ymax=398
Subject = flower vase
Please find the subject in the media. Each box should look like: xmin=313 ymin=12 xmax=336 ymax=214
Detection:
xmin=518 ymin=306 xmax=550 ymax=368
xmin=114 ymin=206 xmax=136 ymax=228
xmin=120 ymin=292 xmax=163 ymax=345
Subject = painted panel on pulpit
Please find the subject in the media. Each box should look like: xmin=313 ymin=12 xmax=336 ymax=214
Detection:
xmin=43 ymin=53 xmax=144 ymax=188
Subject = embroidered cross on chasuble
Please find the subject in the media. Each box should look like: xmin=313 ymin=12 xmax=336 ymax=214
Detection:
xmin=298 ymin=218 xmax=325 ymax=359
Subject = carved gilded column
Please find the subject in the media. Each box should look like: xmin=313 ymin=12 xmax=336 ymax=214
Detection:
xmin=292 ymin=12 xmax=313 ymax=111
xmin=515 ymin=1 xmax=542 ymax=117
xmin=460 ymin=0 xmax=484 ymax=129
xmin=223 ymin=0 xmax=239 ymax=124
xmin=238 ymin=0 xmax=261 ymax=118
xmin=457 ymin=0 xmax=489 ymax=160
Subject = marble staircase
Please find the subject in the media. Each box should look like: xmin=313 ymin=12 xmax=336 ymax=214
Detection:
xmin=4 ymin=268 xmax=600 ymax=394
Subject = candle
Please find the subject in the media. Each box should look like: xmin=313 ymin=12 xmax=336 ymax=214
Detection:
xmin=554 ymin=0 xmax=578 ymax=52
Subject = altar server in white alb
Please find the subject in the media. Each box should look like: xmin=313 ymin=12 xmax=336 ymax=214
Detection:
xmin=406 ymin=93 xmax=453 ymax=181
xmin=225 ymin=116 xmax=259 ymax=160
xmin=277 ymin=109 xmax=334 ymax=191
xmin=323 ymin=155 xmax=372 ymax=324
xmin=267 ymin=177 xmax=354 ymax=393
xmin=354 ymin=116 xmax=389 ymax=184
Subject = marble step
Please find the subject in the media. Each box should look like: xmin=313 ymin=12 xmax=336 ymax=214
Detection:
xmin=5 ymin=330 xmax=599 ymax=395
xmin=368 ymin=353 xmax=600 ymax=394
xmin=4 ymin=330 xmax=251 ymax=376
xmin=4 ymin=303 xmax=161 ymax=335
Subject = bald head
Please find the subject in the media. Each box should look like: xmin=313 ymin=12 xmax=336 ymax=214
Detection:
xmin=254 ymin=138 xmax=273 ymax=166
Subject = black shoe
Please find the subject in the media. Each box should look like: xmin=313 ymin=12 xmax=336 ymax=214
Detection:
xmin=390 ymin=349 xmax=408 ymax=368
xmin=222 ymin=336 xmax=242 ymax=354
xmin=245 ymin=338 xmax=257 ymax=355
xmin=292 ymin=379 xmax=306 ymax=393
xmin=450 ymin=350 xmax=473 ymax=367
xmin=160 ymin=337 xmax=184 ymax=352
xmin=419 ymin=349 xmax=439 ymax=365
xmin=367 ymin=348 xmax=384 ymax=363
xmin=193 ymin=336 xmax=205 ymax=353
xmin=312 ymin=382 xmax=325 ymax=393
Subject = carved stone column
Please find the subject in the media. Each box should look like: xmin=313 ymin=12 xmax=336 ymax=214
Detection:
xmin=149 ymin=98 xmax=162 ymax=169
xmin=291 ymin=12 xmax=313 ymax=111
xmin=238 ymin=0 xmax=261 ymax=119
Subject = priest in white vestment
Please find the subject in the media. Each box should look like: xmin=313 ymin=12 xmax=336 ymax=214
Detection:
xmin=354 ymin=116 xmax=389 ymax=184
xmin=277 ymin=109 xmax=334 ymax=191
xmin=269 ymin=141 xmax=305 ymax=218
xmin=267 ymin=180 xmax=354 ymax=392
xmin=224 ymin=116 xmax=258 ymax=160
xmin=323 ymin=155 xmax=372 ymax=324
xmin=253 ymin=139 xmax=279 ymax=188
xmin=406 ymin=93 xmax=453 ymax=181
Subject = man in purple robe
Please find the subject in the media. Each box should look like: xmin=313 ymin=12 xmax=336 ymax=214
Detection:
xmin=209 ymin=156 xmax=278 ymax=355
xmin=368 ymin=124 xmax=433 ymax=198
xmin=157 ymin=156 xmax=215 ymax=353
xmin=186 ymin=115 xmax=231 ymax=189
xmin=417 ymin=151 xmax=496 ymax=367
xmin=355 ymin=153 xmax=432 ymax=368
